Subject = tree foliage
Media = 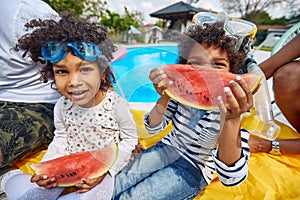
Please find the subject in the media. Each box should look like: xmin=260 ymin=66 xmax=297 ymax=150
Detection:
xmin=220 ymin=0 xmax=298 ymax=22
xmin=43 ymin=0 xmax=84 ymax=15
xmin=249 ymin=11 xmax=287 ymax=25
xmin=43 ymin=0 xmax=143 ymax=34
xmin=101 ymin=7 xmax=143 ymax=35
xmin=101 ymin=7 xmax=143 ymax=41
xmin=83 ymin=0 xmax=108 ymax=22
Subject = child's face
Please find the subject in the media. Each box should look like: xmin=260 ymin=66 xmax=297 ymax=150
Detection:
xmin=53 ymin=52 xmax=104 ymax=108
xmin=187 ymin=43 xmax=230 ymax=71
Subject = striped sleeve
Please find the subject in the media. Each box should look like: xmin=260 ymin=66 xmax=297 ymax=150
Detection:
xmin=211 ymin=128 xmax=250 ymax=186
xmin=144 ymin=100 xmax=178 ymax=134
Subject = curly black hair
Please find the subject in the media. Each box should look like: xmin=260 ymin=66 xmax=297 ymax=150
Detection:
xmin=14 ymin=13 xmax=117 ymax=90
xmin=178 ymin=22 xmax=250 ymax=73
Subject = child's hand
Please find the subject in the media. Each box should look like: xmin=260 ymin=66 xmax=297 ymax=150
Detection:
xmin=75 ymin=173 xmax=107 ymax=194
xmin=218 ymin=75 xmax=253 ymax=120
xmin=149 ymin=68 xmax=173 ymax=96
xmin=30 ymin=174 xmax=57 ymax=188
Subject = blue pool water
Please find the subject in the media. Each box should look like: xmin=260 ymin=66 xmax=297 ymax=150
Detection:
xmin=112 ymin=46 xmax=179 ymax=102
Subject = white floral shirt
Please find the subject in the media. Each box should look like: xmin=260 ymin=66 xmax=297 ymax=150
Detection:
xmin=42 ymin=90 xmax=138 ymax=176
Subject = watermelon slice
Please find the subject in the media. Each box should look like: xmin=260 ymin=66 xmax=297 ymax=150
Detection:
xmin=161 ymin=64 xmax=262 ymax=110
xmin=30 ymin=144 xmax=118 ymax=187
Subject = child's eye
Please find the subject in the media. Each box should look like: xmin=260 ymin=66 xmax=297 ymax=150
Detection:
xmin=212 ymin=62 xmax=228 ymax=69
xmin=54 ymin=70 xmax=68 ymax=74
xmin=80 ymin=67 xmax=93 ymax=73
xmin=188 ymin=61 xmax=210 ymax=66
xmin=188 ymin=61 xmax=201 ymax=65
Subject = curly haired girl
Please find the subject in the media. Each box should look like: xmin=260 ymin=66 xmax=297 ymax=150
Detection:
xmin=3 ymin=13 xmax=138 ymax=200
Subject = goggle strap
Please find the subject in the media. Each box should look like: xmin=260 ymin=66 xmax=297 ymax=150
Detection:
xmin=216 ymin=11 xmax=227 ymax=28
xmin=109 ymin=65 xmax=125 ymax=99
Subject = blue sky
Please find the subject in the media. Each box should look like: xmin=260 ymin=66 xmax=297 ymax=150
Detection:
xmin=106 ymin=0 xmax=296 ymax=24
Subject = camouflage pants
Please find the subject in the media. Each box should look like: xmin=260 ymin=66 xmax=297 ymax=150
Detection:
xmin=0 ymin=101 xmax=55 ymax=173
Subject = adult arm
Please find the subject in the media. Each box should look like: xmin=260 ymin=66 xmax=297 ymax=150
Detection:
xmin=259 ymin=35 xmax=300 ymax=79
xmin=248 ymin=136 xmax=300 ymax=154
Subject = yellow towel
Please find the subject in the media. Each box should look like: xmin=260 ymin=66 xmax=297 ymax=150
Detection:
xmin=11 ymin=108 xmax=300 ymax=200
xmin=196 ymin=115 xmax=300 ymax=200
xmin=130 ymin=108 xmax=172 ymax=149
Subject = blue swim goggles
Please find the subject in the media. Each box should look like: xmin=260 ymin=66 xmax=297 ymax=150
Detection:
xmin=41 ymin=41 xmax=103 ymax=63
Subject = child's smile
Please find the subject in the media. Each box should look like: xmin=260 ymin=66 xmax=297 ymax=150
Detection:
xmin=53 ymin=52 xmax=105 ymax=108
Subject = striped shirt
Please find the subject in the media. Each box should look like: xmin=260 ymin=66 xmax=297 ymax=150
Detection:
xmin=144 ymin=99 xmax=250 ymax=186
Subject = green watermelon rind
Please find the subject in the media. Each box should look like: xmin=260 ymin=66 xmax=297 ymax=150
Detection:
xmin=164 ymin=89 xmax=216 ymax=110
xmin=30 ymin=144 xmax=118 ymax=187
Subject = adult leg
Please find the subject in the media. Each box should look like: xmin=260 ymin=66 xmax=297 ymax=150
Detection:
xmin=0 ymin=102 xmax=55 ymax=172
xmin=273 ymin=61 xmax=300 ymax=132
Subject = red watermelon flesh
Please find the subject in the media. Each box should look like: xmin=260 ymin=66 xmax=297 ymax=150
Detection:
xmin=30 ymin=144 xmax=118 ymax=187
xmin=161 ymin=64 xmax=262 ymax=110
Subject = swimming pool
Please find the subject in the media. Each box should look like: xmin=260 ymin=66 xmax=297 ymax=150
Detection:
xmin=112 ymin=45 xmax=179 ymax=102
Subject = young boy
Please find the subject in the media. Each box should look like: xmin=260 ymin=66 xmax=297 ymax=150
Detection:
xmin=113 ymin=12 xmax=256 ymax=200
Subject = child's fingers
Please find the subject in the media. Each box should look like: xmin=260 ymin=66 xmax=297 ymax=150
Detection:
xmin=228 ymin=77 xmax=252 ymax=112
xmin=217 ymin=95 xmax=227 ymax=127
xmin=217 ymin=95 xmax=227 ymax=114
xmin=149 ymin=68 xmax=166 ymax=84
xmin=76 ymin=187 xmax=89 ymax=194
xmin=75 ymin=178 xmax=95 ymax=194
xmin=223 ymin=86 xmax=239 ymax=111
xmin=234 ymin=75 xmax=253 ymax=107
xmin=31 ymin=175 xmax=57 ymax=188
xmin=30 ymin=174 xmax=45 ymax=183
xmin=81 ymin=178 xmax=92 ymax=185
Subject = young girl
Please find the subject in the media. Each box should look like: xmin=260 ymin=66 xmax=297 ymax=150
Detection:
xmin=113 ymin=12 xmax=255 ymax=200
xmin=2 ymin=13 xmax=138 ymax=200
